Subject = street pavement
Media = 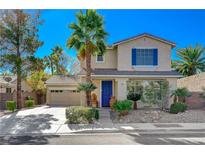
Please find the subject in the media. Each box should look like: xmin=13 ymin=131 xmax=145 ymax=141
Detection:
xmin=1 ymin=130 xmax=205 ymax=145
xmin=1 ymin=106 xmax=205 ymax=144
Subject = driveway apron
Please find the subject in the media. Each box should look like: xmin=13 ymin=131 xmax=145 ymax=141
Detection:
xmin=0 ymin=106 xmax=66 ymax=135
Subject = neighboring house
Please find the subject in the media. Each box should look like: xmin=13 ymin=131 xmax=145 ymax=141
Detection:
xmin=46 ymin=33 xmax=182 ymax=107
xmin=0 ymin=76 xmax=34 ymax=109
xmin=177 ymin=72 xmax=205 ymax=109
xmin=0 ymin=76 xmax=16 ymax=94
xmin=0 ymin=76 xmax=32 ymax=94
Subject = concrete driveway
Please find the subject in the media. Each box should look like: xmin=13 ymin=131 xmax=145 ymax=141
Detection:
xmin=0 ymin=105 xmax=117 ymax=136
xmin=0 ymin=105 xmax=66 ymax=135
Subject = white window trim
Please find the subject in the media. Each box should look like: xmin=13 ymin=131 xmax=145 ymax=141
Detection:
xmin=132 ymin=47 xmax=158 ymax=67
xmin=96 ymin=55 xmax=105 ymax=63
xmin=132 ymin=64 xmax=159 ymax=68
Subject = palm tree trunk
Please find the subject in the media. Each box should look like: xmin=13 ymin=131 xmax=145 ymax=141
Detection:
xmin=50 ymin=60 xmax=54 ymax=75
xmin=85 ymin=50 xmax=92 ymax=106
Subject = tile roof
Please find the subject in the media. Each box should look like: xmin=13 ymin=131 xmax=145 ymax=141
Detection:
xmin=79 ymin=69 xmax=182 ymax=77
xmin=45 ymin=75 xmax=78 ymax=84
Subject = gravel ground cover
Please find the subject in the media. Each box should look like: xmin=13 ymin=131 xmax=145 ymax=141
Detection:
xmin=111 ymin=109 xmax=205 ymax=123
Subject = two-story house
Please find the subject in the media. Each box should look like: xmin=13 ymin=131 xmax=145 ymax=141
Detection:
xmin=46 ymin=33 xmax=182 ymax=107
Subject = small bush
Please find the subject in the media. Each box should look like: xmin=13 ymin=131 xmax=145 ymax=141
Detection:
xmin=127 ymin=93 xmax=141 ymax=101
xmin=25 ymin=100 xmax=35 ymax=108
xmin=93 ymin=108 xmax=99 ymax=120
xmin=6 ymin=101 xmax=16 ymax=112
xmin=113 ymin=100 xmax=132 ymax=116
xmin=170 ymin=102 xmax=188 ymax=114
xmin=65 ymin=106 xmax=96 ymax=124
xmin=25 ymin=96 xmax=34 ymax=100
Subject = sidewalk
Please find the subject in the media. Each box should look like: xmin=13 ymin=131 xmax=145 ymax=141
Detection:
xmin=56 ymin=123 xmax=205 ymax=134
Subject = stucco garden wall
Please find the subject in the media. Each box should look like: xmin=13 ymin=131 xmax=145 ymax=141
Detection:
xmin=177 ymin=73 xmax=205 ymax=109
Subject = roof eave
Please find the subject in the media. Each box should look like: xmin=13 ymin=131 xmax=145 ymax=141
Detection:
xmin=112 ymin=33 xmax=176 ymax=48
xmin=78 ymin=74 xmax=182 ymax=78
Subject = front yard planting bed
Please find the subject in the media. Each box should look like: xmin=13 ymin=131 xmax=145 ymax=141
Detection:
xmin=110 ymin=109 xmax=205 ymax=123
xmin=65 ymin=106 xmax=99 ymax=124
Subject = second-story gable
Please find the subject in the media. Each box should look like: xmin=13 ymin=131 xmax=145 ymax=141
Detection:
xmin=90 ymin=33 xmax=176 ymax=71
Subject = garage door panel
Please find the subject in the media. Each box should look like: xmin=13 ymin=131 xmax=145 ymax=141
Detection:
xmin=50 ymin=91 xmax=80 ymax=106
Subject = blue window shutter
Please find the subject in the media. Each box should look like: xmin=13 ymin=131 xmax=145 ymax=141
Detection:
xmin=132 ymin=48 xmax=137 ymax=66
xmin=153 ymin=49 xmax=158 ymax=65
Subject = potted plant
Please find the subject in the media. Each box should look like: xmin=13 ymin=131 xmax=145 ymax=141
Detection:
xmin=127 ymin=92 xmax=141 ymax=110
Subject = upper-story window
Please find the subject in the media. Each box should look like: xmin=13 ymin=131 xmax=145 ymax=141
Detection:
xmin=132 ymin=48 xmax=158 ymax=66
xmin=96 ymin=54 xmax=104 ymax=63
xmin=6 ymin=88 xmax=11 ymax=93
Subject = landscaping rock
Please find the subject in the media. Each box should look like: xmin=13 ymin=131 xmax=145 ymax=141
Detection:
xmin=111 ymin=109 xmax=205 ymax=123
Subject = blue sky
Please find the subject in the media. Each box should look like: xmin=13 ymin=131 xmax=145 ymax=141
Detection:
xmin=36 ymin=9 xmax=205 ymax=60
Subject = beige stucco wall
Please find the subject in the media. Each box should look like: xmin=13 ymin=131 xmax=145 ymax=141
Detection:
xmin=80 ymin=49 xmax=117 ymax=70
xmin=177 ymin=73 xmax=205 ymax=92
xmin=115 ymin=78 xmax=128 ymax=100
xmin=12 ymin=80 xmax=33 ymax=92
xmin=92 ymin=79 xmax=101 ymax=105
xmin=166 ymin=78 xmax=178 ymax=107
xmin=0 ymin=80 xmax=32 ymax=94
xmin=117 ymin=36 xmax=172 ymax=71
xmin=91 ymin=48 xmax=117 ymax=69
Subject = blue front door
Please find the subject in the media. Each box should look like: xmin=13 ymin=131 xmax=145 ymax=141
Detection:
xmin=101 ymin=81 xmax=113 ymax=107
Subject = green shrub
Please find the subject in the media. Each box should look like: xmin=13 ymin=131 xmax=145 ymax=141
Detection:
xmin=65 ymin=106 xmax=96 ymax=124
xmin=93 ymin=108 xmax=99 ymax=120
xmin=6 ymin=101 xmax=16 ymax=112
xmin=25 ymin=96 xmax=34 ymax=100
xmin=127 ymin=93 xmax=141 ymax=101
xmin=170 ymin=102 xmax=188 ymax=114
xmin=25 ymin=100 xmax=35 ymax=108
xmin=113 ymin=100 xmax=132 ymax=116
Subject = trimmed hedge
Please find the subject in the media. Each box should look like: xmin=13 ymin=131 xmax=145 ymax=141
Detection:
xmin=25 ymin=100 xmax=35 ymax=108
xmin=170 ymin=102 xmax=188 ymax=114
xmin=65 ymin=106 xmax=99 ymax=124
xmin=6 ymin=101 xmax=16 ymax=112
xmin=113 ymin=100 xmax=132 ymax=116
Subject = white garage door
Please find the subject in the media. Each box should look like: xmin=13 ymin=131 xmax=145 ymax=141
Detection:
xmin=50 ymin=90 xmax=81 ymax=106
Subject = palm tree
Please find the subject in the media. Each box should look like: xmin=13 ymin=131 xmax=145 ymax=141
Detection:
xmin=45 ymin=45 xmax=68 ymax=75
xmin=67 ymin=10 xmax=108 ymax=106
xmin=173 ymin=45 xmax=205 ymax=76
xmin=171 ymin=87 xmax=191 ymax=103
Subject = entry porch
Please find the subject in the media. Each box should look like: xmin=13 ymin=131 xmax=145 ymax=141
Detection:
xmin=89 ymin=77 xmax=177 ymax=108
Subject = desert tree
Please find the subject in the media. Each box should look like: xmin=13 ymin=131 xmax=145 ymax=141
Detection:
xmin=0 ymin=10 xmax=43 ymax=108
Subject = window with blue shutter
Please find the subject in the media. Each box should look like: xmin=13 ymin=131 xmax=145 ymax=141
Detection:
xmin=133 ymin=48 xmax=158 ymax=66
xmin=153 ymin=48 xmax=158 ymax=66
xmin=132 ymin=48 xmax=137 ymax=66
